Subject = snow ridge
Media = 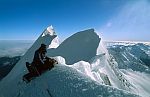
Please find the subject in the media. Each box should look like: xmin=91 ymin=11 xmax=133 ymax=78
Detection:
xmin=47 ymin=29 xmax=100 ymax=64
xmin=0 ymin=27 xmax=149 ymax=97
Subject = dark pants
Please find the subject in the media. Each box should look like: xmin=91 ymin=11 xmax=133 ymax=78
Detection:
xmin=23 ymin=58 xmax=57 ymax=83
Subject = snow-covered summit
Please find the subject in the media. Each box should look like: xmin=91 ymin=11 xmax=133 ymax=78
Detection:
xmin=42 ymin=25 xmax=56 ymax=37
xmin=0 ymin=26 xmax=149 ymax=97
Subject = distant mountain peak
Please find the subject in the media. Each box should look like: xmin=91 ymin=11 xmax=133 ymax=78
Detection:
xmin=42 ymin=25 xmax=56 ymax=37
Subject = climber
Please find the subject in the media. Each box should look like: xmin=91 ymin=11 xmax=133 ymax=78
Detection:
xmin=32 ymin=43 xmax=47 ymax=74
xmin=33 ymin=44 xmax=47 ymax=64
xmin=23 ymin=44 xmax=58 ymax=83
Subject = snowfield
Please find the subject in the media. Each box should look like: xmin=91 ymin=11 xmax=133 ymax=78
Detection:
xmin=0 ymin=26 xmax=149 ymax=97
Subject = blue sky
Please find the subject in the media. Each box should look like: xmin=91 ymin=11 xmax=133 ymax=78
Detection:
xmin=0 ymin=0 xmax=149 ymax=41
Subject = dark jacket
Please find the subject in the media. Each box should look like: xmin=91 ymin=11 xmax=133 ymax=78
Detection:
xmin=32 ymin=49 xmax=46 ymax=66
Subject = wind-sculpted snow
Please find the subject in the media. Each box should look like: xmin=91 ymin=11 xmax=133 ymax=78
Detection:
xmin=0 ymin=27 xmax=148 ymax=97
xmin=0 ymin=63 xmax=139 ymax=97
xmin=71 ymin=41 xmax=150 ymax=97
xmin=47 ymin=29 xmax=100 ymax=64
